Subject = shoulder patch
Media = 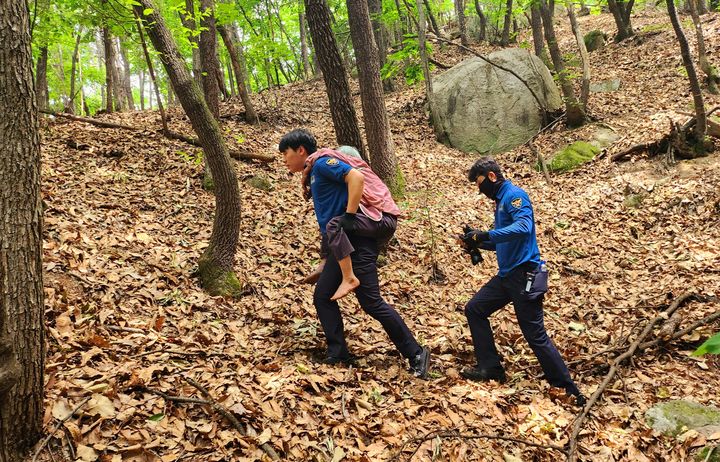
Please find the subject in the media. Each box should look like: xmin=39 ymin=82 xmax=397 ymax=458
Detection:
xmin=511 ymin=197 xmax=523 ymax=208
xmin=326 ymin=158 xmax=339 ymax=166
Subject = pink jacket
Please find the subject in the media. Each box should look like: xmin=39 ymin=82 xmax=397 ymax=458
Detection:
xmin=304 ymin=148 xmax=401 ymax=221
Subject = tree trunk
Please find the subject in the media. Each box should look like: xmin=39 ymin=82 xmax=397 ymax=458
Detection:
xmin=607 ymin=0 xmax=634 ymax=41
xmin=346 ymin=0 xmax=402 ymax=195
xmin=667 ymin=0 xmax=707 ymax=154
xmin=299 ymin=10 xmax=312 ymax=79
xmin=417 ymin=0 xmax=432 ymax=98
xmin=217 ymin=23 xmax=259 ymax=123
xmin=539 ymin=0 xmax=585 ymax=126
xmin=456 ymin=0 xmax=469 ymax=46
xmin=66 ymin=32 xmax=82 ymax=113
xmin=216 ymin=53 xmax=229 ymax=100
xmin=369 ymin=0 xmax=394 ymax=92
xmin=139 ymin=69 xmax=145 ymax=110
xmin=530 ymin=4 xmax=545 ymax=58
xmin=226 ymin=56 xmax=236 ymax=96
xmin=199 ymin=0 xmax=221 ymax=119
xmin=474 ymin=0 xmax=486 ymax=41
xmin=35 ymin=46 xmax=49 ymax=111
xmin=181 ymin=0 xmax=203 ymax=88
xmin=567 ymin=2 xmax=590 ymax=112
xmin=135 ymin=0 xmax=244 ymax=297
xmin=120 ymin=44 xmax=136 ymax=110
xmin=393 ymin=0 xmax=407 ymax=38
xmin=0 ymin=1 xmax=45 ymax=460
xmin=688 ymin=0 xmax=719 ymax=93
xmin=423 ymin=0 xmax=441 ymax=37
xmin=501 ymin=0 xmax=512 ymax=46
xmin=135 ymin=11 xmax=168 ymax=133
xmin=304 ymin=0 xmax=366 ymax=160
xmin=111 ymin=39 xmax=126 ymax=111
xmin=101 ymin=3 xmax=115 ymax=113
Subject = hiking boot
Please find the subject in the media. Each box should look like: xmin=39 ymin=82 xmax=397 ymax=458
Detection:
xmin=316 ymin=352 xmax=358 ymax=366
xmin=574 ymin=393 xmax=587 ymax=407
xmin=409 ymin=346 xmax=431 ymax=379
xmin=460 ymin=365 xmax=507 ymax=383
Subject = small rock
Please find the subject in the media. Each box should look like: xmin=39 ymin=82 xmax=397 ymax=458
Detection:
xmin=590 ymin=79 xmax=621 ymax=93
xmin=646 ymin=400 xmax=720 ymax=437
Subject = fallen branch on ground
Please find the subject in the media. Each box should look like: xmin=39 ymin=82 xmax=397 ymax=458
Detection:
xmin=566 ymin=292 xmax=697 ymax=461
xmin=139 ymin=379 xmax=280 ymax=460
xmin=41 ymin=109 xmax=274 ymax=162
xmin=32 ymin=396 xmax=91 ymax=462
xmin=393 ymin=430 xmax=567 ymax=461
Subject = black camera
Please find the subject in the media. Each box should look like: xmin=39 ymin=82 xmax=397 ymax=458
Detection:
xmin=461 ymin=225 xmax=484 ymax=265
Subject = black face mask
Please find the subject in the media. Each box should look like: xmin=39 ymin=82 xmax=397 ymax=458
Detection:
xmin=479 ymin=177 xmax=503 ymax=200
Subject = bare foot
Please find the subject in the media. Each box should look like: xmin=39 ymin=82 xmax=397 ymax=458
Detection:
xmin=300 ymin=263 xmax=325 ymax=285
xmin=331 ymin=277 xmax=360 ymax=301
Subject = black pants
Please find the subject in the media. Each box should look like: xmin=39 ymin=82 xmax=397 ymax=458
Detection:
xmin=314 ymin=234 xmax=421 ymax=360
xmin=464 ymin=263 xmax=579 ymax=394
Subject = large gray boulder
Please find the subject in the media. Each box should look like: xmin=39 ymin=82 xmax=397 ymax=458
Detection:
xmin=430 ymin=48 xmax=562 ymax=155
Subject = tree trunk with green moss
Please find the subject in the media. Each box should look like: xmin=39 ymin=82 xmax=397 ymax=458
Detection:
xmin=135 ymin=0 xmax=243 ymax=297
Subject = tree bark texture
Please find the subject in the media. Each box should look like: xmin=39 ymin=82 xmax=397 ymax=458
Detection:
xmin=101 ymin=1 xmax=115 ymax=113
xmin=667 ymin=0 xmax=707 ymax=150
xmin=119 ymin=44 xmax=136 ymax=110
xmin=199 ymin=0 xmax=221 ymax=119
xmin=135 ymin=0 xmax=243 ymax=292
xmin=501 ymin=0 xmax=512 ymax=46
xmin=66 ymin=33 xmax=82 ymax=113
xmin=218 ymin=24 xmax=259 ymax=123
xmin=299 ymin=11 xmax=312 ymax=79
xmin=607 ymin=0 xmax=634 ymax=41
xmin=423 ymin=0 xmax=441 ymax=37
xmin=539 ymin=0 xmax=585 ymax=126
xmin=688 ymin=0 xmax=719 ymax=93
xmin=567 ymin=2 xmax=590 ymax=111
xmin=417 ymin=0 xmax=432 ymax=99
xmin=181 ymin=0 xmax=203 ymax=88
xmin=456 ymin=0 xmax=469 ymax=46
xmin=0 ymin=1 xmax=45 ymax=460
xmin=474 ymin=0 xmax=486 ymax=41
xmin=530 ymin=4 xmax=544 ymax=58
xmin=304 ymin=0 xmax=366 ymax=160
xmin=368 ymin=0 xmax=394 ymax=92
xmin=135 ymin=12 xmax=168 ymax=132
xmin=346 ymin=0 xmax=401 ymax=193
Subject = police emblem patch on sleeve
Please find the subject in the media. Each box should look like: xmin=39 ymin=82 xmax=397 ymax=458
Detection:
xmin=511 ymin=198 xmax=522 ymax=208
xmin=326 ymin=158 xmax=339 ymax=165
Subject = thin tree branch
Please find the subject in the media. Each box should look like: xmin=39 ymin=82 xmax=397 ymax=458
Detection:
xmin=32 ymin=397 xmax=91 ymax=462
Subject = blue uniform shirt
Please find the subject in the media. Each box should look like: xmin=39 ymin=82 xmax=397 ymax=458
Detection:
xmin=486 ymin=180 xmax=542 ymax=277
xmin=310 ymin=156 xmax=352 ymax=233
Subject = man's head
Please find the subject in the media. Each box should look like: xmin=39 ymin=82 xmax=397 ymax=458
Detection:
xmin=468 ymin=157 xmax=505 ymax=199
xmin=279 ymin=129 xmax=318 ymax=173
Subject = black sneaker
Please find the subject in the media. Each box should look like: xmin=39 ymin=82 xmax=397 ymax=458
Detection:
xmin=317 ymin=353 xmax=358 ymax=366
xmin=409 ymin=346 xmax=430 ymax=379
xmin=460 ymin=365 xmax=507 ymax=383
xmin=574 ymin=393 xmax=587 ymax=407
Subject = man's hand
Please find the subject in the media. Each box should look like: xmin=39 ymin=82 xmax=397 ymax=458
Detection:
xmin=339 ymin=212 xmax=357 ymax=233
xmin=301 ymin=164 xmax=312 ymax=200
xmin=463 ymin=229 xmax=490 ymax=245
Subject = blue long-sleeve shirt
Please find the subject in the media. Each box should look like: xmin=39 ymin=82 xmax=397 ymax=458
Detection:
xmin=486 ymin=180 xmax=541 ymax=277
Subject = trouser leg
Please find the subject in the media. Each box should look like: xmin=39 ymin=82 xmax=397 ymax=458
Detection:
xmin=325 ymin=213 xmax=397 ymax=261
xmin=351 ymin=235 xmax=421 ymax=359
xmin=464 ymin=276 xmax=511 ymax=369
xmin=313 ymin=255 xmax=349 ymax=358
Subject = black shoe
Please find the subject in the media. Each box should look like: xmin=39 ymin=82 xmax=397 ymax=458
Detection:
xmin=574 ymin=393 xmax=587 ymax=407
xmin=318 ymin=353 xmax=358 ymax=366
xmin=460 ymin=365 xmax=507 ymax=383
xmin=409 ymin=346 xmax=431 ymax=379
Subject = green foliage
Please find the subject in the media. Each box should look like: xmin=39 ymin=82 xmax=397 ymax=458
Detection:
xmin=382 ymin=35 xmax=433 ymax=86
xmin=693 ymin=332 xmax=720 ymax=356
xmin=177 ymin=150 xmax=203 ymax=165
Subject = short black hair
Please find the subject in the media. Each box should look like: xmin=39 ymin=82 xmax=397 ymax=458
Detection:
xmin=468 ymin=157 xmax=504 ymax=182
xmin=278 ymin=129 xmax=317 ymax=155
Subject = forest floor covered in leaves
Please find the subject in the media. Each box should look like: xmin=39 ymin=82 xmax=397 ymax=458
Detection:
xmin=39 ymin=10 xmax=720 ymax=462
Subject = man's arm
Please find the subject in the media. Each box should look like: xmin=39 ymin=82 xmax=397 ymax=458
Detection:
xmin=488 ymin=195 xmax=533 ymax=243
xmin=344 ymin=169 xmax=364 ymax=214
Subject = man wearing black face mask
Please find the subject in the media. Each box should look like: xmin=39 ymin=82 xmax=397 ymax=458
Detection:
xmin=460 ymin=157 xmax=585 ymax=407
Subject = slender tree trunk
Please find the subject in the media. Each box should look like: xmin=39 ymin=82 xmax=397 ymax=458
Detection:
xmin=688 ymin=0 xmax=719 ymax=93
xmin=199 ymin=0 xmax=221 ymax=119
xmin=456 ymin=0 xmax=469 ymax=46
xmin=417 ymin=0 xmax=432 ymax=98
xmin=111 ymin=39 xmax=126 ymax=111
xmin=95 ymin=32 xmax=106 ymax=110
xmin=539 ymin=0 xmax=585 ymax=126
xmin=393 ymin=0 xmax=407 ymax=38
xmin=346 ymin=0 xmax=402 ymax=194
xmin=667 ymin=0 xmax=707 ymax=153
xmin=101 ymin=2 xmax=115 ymax=113
xmin=304 ymin=0 xmax=366 ymax=160
xmin=181 ymin=0 xmax=203 ymax=87
xmin=567 ymin=2 xmax=590 ymax=111
xmin=299 ymin=10 xmax=311 ymax=79
xmin=474 ymin=0 xmax=486 ymax=41
xmin=501 ymin=0 xmax=512 ymax=46
xmin=423 ymin=0 xmax=441 ymax=36
xmin=218 ymin=23 xmax=259 ymax=123
xmin=35 ymin=46 xmax=49 ymax=111
xmin=226 ymin=56 xmax=236 ymax=96
xmin=607 ymin=0 xmax=634 ymax=41
xmin=120 ymin=44 xmax=135 ymax=110
xmin=0 ymin=1 xmax=45 ymax=460
xmin=139 ymin=69 xmax=145 ymax=110
xmin=135 ymin=12 xmax=168 ymax=133
xmin=369 ymin=0 xmax=394 ymax=92
xmin=135 ymin=0 xmax=244 ymax=296
xmin=216 ymin=53 xmax=229 ymax=100
xmin=67 ymin=32 xmax=82 ymax=113
xmin=530 ymin=4 xmax=545 ymax=58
